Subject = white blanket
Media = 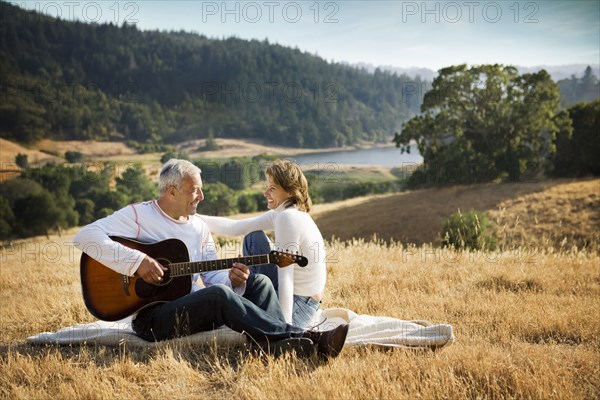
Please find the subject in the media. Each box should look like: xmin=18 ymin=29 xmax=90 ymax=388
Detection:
xmin=27 ymin=308 xmax=454 ymax=350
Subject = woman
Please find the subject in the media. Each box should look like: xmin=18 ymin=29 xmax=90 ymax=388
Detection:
xmin=201 ymin=159 xmax=326 ymax=329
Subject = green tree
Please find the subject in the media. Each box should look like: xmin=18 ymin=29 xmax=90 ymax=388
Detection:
xmin=20 ymin=163 xmax=71 ymax=195
xmin=75 ymin=198 xmax=96 ymax=225
xmin=65 ymin=151 xmax=85 ymax=163
xmin=0 ymin=178 xmax=45 ymax=207
xmin=15 ymin=153 xmax=28 ymax=169
xmin=93 ymin=191 xmax=128 ymax=218
xmin=116 ymin=164 xmax=156 ymax=203
xmin=0 ymin=197 xmax=15 ymax=239
xmin=13 ymin=192 xmax=62 ymax=237
xmin=394 ymin=64 xmax=567 ymax=185
xmin=551 ymin=99 xmax=600 ymax=176
xmin=237 ymin=193 xmax=258 ymax=213
xmin=200 ymin=182 xmax=238 ymax=216
xmin=161 ymin=150 xmax=189 ymax=164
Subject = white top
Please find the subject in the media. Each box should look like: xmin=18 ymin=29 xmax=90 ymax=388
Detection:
xmin=201 ymin=203 xmax=326 ymax=323
xmin=73 ymin=200 xmax=240 ymax=294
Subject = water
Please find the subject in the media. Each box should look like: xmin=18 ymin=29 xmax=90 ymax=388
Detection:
xmin=291 ymin=145 xmax=423 ymax=168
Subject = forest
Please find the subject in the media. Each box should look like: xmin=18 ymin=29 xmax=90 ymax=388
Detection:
xmin=0 ymin=2 xmax=427 ymax=148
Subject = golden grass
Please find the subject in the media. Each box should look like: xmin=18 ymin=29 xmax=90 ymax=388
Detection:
xmin=32 ymin=139 xmax=136 ymax=158
xmin=1 ymin=231 xmax=599 ymax=398
xmin=177 ymin=137 xmax=341 ymax=160
xmin=1 ymin=178 xmax=599 ymax=399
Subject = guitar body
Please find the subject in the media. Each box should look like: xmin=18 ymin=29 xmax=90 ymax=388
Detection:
xmin=80 ymin=237 xmax=192 ymax=321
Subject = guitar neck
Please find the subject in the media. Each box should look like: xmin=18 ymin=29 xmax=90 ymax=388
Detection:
xmin=168 ymin=254 xmax=272 ymax=277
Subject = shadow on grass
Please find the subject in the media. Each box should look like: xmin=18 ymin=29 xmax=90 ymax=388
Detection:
xmin=0 ymin=340 xmax=326 ymax=373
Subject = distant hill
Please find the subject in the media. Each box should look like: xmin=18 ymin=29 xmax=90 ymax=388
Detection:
xmin=352 ymin=62 xmax=600 ymax=108
xmin=0 ymin=2 xmax=426 ymax=147
xmin=350 ymin=62 xmax=438 ymax=81
xmin=517 ymin=64 xmax=600 ymax=81
xmin=356 ymin=62 xmax=600 ymax=83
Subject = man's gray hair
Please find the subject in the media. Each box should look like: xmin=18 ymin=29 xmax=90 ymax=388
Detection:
xmin=158 ymin=159 xmax=202 ymax=193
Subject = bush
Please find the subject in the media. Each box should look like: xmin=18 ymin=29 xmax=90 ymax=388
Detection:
xmin=65 ymin=151 xmax=85 ymax=163
xmin=15 ymin=153 xmax=29 ymax=169
xmin=441 ymin=209 xmax=497 ymax=251
xmin=197 ymin=133 xmax=221 ymax=152
xmin=161 ymin=150 xmax=189 ymax=164
xmin=200 ymin=182 xmax=238 ymax=216
xmin=237 ymin=193 xmax=258 ymax=213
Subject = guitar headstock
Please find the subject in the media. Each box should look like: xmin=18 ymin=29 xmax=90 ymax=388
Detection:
xmin=269 ymin=250 xmax=308 ymax=267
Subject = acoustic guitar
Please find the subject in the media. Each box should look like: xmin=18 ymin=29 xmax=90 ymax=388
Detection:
xmin=80 ymin=236 xmax=307 ymax=321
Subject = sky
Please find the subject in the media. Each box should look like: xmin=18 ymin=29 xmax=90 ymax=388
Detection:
xmin=12 ymin=0 xmax=600 ymax=71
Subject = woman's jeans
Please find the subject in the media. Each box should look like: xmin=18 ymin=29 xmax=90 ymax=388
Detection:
xmin=243 ymin=231 xmax=320 ymax=329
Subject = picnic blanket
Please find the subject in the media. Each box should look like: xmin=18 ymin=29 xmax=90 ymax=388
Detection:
xmin=27 ymin=308 xmax=454 ymax=350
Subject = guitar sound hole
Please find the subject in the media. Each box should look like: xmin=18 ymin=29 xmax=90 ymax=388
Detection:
xmin=135 ymin=268 xmax=172 ymax=299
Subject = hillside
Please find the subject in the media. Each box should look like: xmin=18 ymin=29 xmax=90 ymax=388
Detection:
xmin=0 ymin=2 xmax=425 ymax=147
xmin=312 ymin=179 xmax=600 ymax=249
xmin=0 ymin=138 xmax=62 ymax=166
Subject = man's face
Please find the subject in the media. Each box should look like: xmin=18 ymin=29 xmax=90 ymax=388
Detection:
xmin=176 ymin=173 xmax=204 ymax=216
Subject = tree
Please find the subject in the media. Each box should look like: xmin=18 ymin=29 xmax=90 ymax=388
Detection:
xmin=551 ymin=99 xmax=600 ymax=176
xmin=0 ymin=178 xmax=45 ymax=207
xmin=13 ymin=192 xmax=62 ymax=237
xmin=15 ymin=153 xmax=28 ymax=169
xmin=75 ymin=198 xmax=96 ymax=225
xmin=200 ymin=182 xmax=238 ymax=216
xmin=93 ymin=191 xmax=128 ymax=218
xmin=578 ymin=66 xmax=600 ymax=103
xmin=394 ymin=64 xmax=568 ymax=185
xmin=237 ymin=193 xmax=258 ymax=213
xmin=115 ymin=163 xmax=156 ymax=203
xmin=558 ymin=66 xmax=600 ymax=107
xmin=0 ymin=197 xmax=15 ymax=239
xmin=65 ymin=151 xmax=85 ymax=163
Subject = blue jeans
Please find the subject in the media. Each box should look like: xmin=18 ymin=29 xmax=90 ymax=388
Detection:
xmin=244 ymin=231 xmax=320 ymax=329
xmin=243 ymin=231 xmax=279 ymax=293
xmin=132 ymin=273 xmax=304 ymax=342
xmin=293 ymin=295 xmax=320 ymax=329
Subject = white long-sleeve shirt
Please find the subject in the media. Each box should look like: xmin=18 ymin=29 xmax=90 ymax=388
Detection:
xmin=201 ymin=203 xmax=327 ymax=323
xmin=73 ymin=200 xmax=238 ymax=294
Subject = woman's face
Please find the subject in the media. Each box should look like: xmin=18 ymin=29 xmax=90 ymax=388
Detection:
xmin=263 ymin=175 xmax=292 ymax=210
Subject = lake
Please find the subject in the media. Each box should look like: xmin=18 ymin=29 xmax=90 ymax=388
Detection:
xmin=291 ymin=144 xmax=422 ymax=168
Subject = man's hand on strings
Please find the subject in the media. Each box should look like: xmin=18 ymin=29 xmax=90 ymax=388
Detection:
xmin=137 ymin=255 xmax=167 ymax=284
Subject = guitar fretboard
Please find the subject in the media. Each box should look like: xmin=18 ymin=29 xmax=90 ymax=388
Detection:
xmin=168 ymin=254 xmax=272 ymax=277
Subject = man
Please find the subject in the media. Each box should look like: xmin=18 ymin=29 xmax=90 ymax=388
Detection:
xmin=73 ymin=159 xmax=348 ymax=358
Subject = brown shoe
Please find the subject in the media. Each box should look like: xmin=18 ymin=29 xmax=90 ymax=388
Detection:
xmin=304 ymin=324 xmax=349 ymax=359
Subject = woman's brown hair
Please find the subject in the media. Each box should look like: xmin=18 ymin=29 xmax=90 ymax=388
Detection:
xmin=265 ymin=159 xmax=312 ymax=213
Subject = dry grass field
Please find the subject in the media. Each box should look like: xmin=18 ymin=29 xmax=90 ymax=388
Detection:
xmin=1 ymin=178 xmax=599 ymax=399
